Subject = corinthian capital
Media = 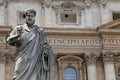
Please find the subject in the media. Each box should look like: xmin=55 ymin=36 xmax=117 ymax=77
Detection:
xmin=84 ymin=54 xmax=97 ymax=65
xmin=44 ymin=1 xmax=52 ymax=8
xmin=102 ymin=50 xmax=116 ymax=63
xmin=0 ymin=50 xmax=15 ymax=63
xmin=84 ymin=0 xmax=92 ymax=9
xmin=98 ymin=0 xmax=107 ymax=6
xmin=0 ymin=53 xmax=5 ymax=63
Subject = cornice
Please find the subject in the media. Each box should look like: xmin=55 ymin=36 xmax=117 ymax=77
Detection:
xmin=52 ymin=1 xmax=84 ymax=11
xmin=98 ymin=29 xmax=120 ymax=35
xmin=0 ymin=26 xmax=11 ymax=34
xmin=97 ymin=19 xmax=120 ymax=35
xmin=97 ymin=19 xmax=120 ymax=30
xmin=43 ymin=27 xmax=99 ymax=36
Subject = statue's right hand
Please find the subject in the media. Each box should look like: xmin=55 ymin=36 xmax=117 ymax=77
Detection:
xmin=17 ymin=26 xmax=23 ymax=36
xmin=17 ymin=26 xmax=23 ymax=32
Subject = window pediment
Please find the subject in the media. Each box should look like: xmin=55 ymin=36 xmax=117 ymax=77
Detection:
xmin=52 ymin=1 xmax=84 ymax=11
xmin=98 ymin=18 xmax=120 ymax=34
xmin=57 ymin=55 xmax=83 ymax=62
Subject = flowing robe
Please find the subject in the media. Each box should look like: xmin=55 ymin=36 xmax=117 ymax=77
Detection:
xmin=7 ymin=24 xmax=53 ymax=80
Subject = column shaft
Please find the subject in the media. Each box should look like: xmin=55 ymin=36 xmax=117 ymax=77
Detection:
xmin=102 ymin=51 xmax=116 ymax=80
xmin=85 ymin=55 xmax=97 ymax=80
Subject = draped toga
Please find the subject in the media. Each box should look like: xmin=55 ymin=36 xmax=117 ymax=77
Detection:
xmin=7 ymin=24 xmax=53 ymax=80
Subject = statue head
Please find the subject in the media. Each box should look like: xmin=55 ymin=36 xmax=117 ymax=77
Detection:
xmin=25 ymin=9 xmax=36 ymax=26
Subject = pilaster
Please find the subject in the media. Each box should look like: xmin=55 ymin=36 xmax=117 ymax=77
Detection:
xmin=85 ymin=54 xmax=97 ymax=80
xmin=98 ymin=0 xmax=113 ymax=24
xmin=0 ymin=50 xmax=15 ymax=80
xmin=84 ymin=0 xmax=93 ymax=28
xmin=0 ymin=51 xmax=7 ymax=80
xmin=44 ymin=0 xmax=53 ymax=27
xmin=102 ymin=50 xmax=116 ymax=80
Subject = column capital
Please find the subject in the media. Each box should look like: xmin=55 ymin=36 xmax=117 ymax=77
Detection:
xmin=98 ymin=0 xmax=107 ymax=7
xmin=44 ymin=1 xmax=52 ymax=8
xmin=102 ymin=50 xmax=116 ymax=63
xmin=0 ymin=53 xmax=6 ymax=63
xmin=84 ymin=54 xmax=97 ymax=65
xmin=0 ymin=0 xmax=4 ymax=6
xmin=0 ymin=50 xmax=15 ymax=63
xmin=84 ymin=0 xmax=92 ymax=9
xmin=115 ymin=55 xmax=120 ymax=63
xmin=5 ymin=53 xmax=15 ymax=63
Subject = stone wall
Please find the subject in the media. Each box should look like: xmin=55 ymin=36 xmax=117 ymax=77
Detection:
xmin=0 ymin=0 xmax=120 ymax=29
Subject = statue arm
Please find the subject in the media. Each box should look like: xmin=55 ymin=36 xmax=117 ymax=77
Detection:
xmin=7 ymin=27 xmax=22 ymax=47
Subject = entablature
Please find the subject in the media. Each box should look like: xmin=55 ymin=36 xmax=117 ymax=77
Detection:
xmin=1 ymin=18 xmax=120 ymax=55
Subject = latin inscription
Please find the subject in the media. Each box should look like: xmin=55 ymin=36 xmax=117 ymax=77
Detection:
xmin=0 ymin=36 xmax=119 ymax=45
xmin=103 ymin=38 xmax=120 ymax=44
xmin=48 ymin=38 xmax=102 ymax=46
xmin=48 ymin=37 xmax=120 ymax=46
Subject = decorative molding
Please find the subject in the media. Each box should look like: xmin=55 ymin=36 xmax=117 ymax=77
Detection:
xmin=98 ymin=0 xmax=107 ymax=6
xmin=0 ymin=0 xmax=8 ymax=8
xmin=57 ymin=55 xmax=83 ymax=62
xmin=0 ymin=50 xmax=15 ymax=63
xmin=44 ymin=1 xmax=52 ymax=8
xmin=0 ymin=0 xmax=4 ymax=6
xmin=52 ymin=1 xmax=84 ymax=11
xmin=102 ymin=50 xmax=116 ymax=63
xmin=0 ymin=53 xmax=6 ymax=62
xmin=62 ymin=2 xmax=74 ymax=11
xmin=84 ymin=54 xmax=97 ymax=65
xmin=5 ymin=53 xmax=15 ymax=63
xmin=84 ymin=0 xmax=92 ymax=9
xmin=115 ymin=54 xmax=120 ymax=63
xmin=57 ymin=55 xmax=83 ymax=69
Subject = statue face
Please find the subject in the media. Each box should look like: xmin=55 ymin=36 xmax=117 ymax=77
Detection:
xmin=25 ymin=13 xmax=35 ymax=26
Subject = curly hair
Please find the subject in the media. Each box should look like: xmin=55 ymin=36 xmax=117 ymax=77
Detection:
xmin=25 ymin=9 xmax=36 ymax=17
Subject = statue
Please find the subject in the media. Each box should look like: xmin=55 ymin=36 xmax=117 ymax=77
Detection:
xmin=7 ymin=9 xmax=54 ymax=80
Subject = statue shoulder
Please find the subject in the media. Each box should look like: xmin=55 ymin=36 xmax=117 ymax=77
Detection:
xmin=35 ymin=25 xmax=44 ymax=32
xmin=15 ymin=24 xmax=24 ymax=30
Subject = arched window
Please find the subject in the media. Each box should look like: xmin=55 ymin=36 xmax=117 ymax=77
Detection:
xmin=63 ymin=66 xmax=77 ymax=80
xmin=118 ymin=67 xmax=120 ymax=80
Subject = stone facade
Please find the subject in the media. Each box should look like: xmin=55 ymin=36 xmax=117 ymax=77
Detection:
xmin=0 ymin=0 xmax=120 ymax=80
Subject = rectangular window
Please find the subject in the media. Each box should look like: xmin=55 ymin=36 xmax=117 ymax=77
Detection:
xmin=59 ymin=12 xmax=79 ymax=24
xmin=17 ymin=11 xmax=26 ymax=25
xmin=113 ymin=12 xmax=120 ymax=20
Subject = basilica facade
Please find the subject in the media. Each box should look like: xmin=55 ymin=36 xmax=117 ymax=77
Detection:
xmin=0 ymin=0 xmax=120 ymax=80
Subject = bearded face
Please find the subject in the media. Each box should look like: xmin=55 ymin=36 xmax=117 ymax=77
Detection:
xmin=25 ymin=13 xmax=35 ymax=26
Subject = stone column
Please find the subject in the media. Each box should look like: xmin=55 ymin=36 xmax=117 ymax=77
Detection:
xmin=102 ymin=51 xmax=116 ymax=80
xmin=85 ymin=54 xmax=97 ymax=80
xmin=84 ymin=0 xmax=93 ymax=28
xmin=98 ymin=0 xmax=113 ymax=24
xmin=5 ymin=53 xmax=15 ymax=80
xmin=4 ymin=0 xmax=9 ymax=25
xmin=0 ymin=50 xmax=15 ymax=80
xmin=44 ymin=0 xmax=52 ymax=27
xmin=0 ymin=53 xmax=6 ymax=80
xmin=0 ymin=0 xmax=6 ymax=25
